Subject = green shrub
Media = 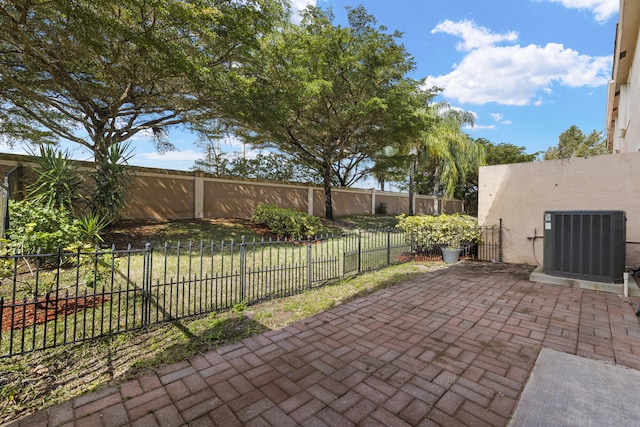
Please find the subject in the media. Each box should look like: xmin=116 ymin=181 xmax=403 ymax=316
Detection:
xmin=251 ymin=203 xmax=324 ymax=240
xmin=396 ymin=213 xmax=481 ymax=254
xmin=6 ymin=199 xmax=84 ymax=255
xmin=26 ymin=145 xmax=85 ymax=212
xmin=375 ymin=202 xmax=388 ymax=215
xmin=76 ymin=212 xmax=111 ymax=245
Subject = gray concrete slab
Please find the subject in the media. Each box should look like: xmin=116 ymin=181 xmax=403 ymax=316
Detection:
xmin=509 ymin=348 xmax=640 ymax=427
xmin=529 ymin=266 xmax=640 ymax=296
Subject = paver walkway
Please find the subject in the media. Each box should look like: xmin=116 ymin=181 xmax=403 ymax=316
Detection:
xmin=9 ymin=262 xmax=640 ymax=426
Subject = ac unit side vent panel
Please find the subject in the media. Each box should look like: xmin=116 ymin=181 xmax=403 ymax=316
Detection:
xmin=543 ymin=211 xmax=625 ymax=283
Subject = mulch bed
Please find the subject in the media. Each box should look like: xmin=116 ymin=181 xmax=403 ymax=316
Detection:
xmin=397 ymin=253 xmax=477 ymax=263
xmin=0 ymin=296 xmax=108 ymax=331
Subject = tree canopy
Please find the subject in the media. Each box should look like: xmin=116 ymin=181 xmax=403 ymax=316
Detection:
xmin=0 ymin=0 xmax=287 ymax=159
xmin=479 ymin=139 xmax=539 ymax=165
xmin=221 ymin=6 xmax=433 ymax=219
xmin=543 ymin=125 xmax=609 ymax=160
xmin=192 ymin=149 xmax=322 ymax=184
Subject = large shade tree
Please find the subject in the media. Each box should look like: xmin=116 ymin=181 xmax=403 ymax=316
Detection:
xmin=222 ymin=6 xmax=432 ymax=219
xmin=543 ymin=125 xmax=609 ymax=160
xmin=0 ymin=0 xmax=286 ymax=212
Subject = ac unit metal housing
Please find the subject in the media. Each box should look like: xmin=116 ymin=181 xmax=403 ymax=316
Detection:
xmin=543 ymin=210 xmax=626 ymax=283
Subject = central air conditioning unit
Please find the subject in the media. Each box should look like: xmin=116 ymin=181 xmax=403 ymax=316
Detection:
xmin=543 ymin=210 xmax=626 ymax=283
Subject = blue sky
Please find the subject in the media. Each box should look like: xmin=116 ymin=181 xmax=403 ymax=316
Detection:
xmin=1 ymin=0 xmax=619 ymax=182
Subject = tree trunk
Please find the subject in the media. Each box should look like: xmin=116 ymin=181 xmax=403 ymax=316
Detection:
xmin=92 ymin=139 xmax=110 ymax=216
xmin=323 ymin=165 xmax=334 ymax=220
xmin=433 ymin=162 xmax=440 ymax=214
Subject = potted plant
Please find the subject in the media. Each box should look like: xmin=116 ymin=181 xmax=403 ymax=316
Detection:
xmin=441 ymin=224 xmax=463 ymax=264
xmin=395 ymin=213 xmax=481 ymax=263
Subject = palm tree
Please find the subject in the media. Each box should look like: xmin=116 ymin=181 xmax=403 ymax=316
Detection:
xmin=420 ymin=104 xmax=485 ymax=214
xmin=371 ymin=103 xmax=484 ymax=215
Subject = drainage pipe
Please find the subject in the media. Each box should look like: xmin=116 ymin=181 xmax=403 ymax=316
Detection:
xmin=624 ymin=272 xmax=630 ymax=298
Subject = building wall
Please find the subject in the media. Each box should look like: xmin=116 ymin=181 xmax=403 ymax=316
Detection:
xmin=607 ymin=0 xmax=640 ymax=153
xmin=478 ymin=152 xmax=640 ymax=267
xmin=614 ymin=27 xmax=640 ymax=153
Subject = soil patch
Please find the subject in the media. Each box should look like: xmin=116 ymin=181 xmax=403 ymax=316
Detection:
xmin=101 ymin=218 xmax=277 ymax=249
xmin=1 ymin=296 xmax=108 ymax=331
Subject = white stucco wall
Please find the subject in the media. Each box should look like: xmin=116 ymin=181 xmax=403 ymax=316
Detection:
xmin=615 ymin=26 xmax=640 ymax=154
xmin=478 ymin=152 xmax=640 ymax=267
xmin=609 ymin=1 xmax=640 ymax=154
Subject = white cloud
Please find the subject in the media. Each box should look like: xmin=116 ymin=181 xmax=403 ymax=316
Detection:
xmin=546 ymin=0 xmax=618 ymax=23
xmin=490 ymin=113 xmax=512 ymax=125
xmin=431 ymin=20 xmax=518 ymax=51
xmin=221 ymin=134 xmax=247 ymax=150
xmin=424 ymin=20 xmax=612 ymax=106
xmin=468 ymin=124 xmax=496 ymax=131
xmin=290 ymin=0 xmax=316 ymax=24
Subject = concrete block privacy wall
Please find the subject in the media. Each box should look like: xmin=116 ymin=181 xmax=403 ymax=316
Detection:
xmin=0 ymin=153 xmax=463 ymax=221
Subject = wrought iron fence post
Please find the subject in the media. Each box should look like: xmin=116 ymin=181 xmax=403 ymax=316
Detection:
xmin=307 ymin=236 xmax=312 ymax=290
xmin=499 ymin=218 xmax=503 ymax=262
xmin=142 ymin=243 xmax=153 ymax=330
xmin=240 ymin=236 xmax=246 ymax=302
xmin=387 ymin=228 xmax=391 ymax=266
xmin=357 ymin=230 xmax=362 ymax=274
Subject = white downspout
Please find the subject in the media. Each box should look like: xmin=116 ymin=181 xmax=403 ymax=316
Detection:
xmin=623 ymin=272 xmax=630 ymax=298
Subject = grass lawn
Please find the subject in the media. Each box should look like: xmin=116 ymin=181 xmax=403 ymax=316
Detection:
xmin=101 ymin=214 xmax=402 ymax=249
xmin=0 ymin=214 xmax=441 ymax=424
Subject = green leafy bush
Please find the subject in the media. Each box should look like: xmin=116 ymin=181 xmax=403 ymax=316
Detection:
xmin=396 ymin=213 xmax=481 ymax=254
xmin=6 ymin=199 xmax=84 ymax=255
xmin=375 ymin=202 xmax=388 ymax=215
xmin=251 ymin=203 xmax=324 ymax=240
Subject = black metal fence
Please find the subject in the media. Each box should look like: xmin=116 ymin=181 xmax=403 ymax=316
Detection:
xmin=0 ymin=224 xmax=502 ymax=358
xmin=402 ymin=221 xmax=503 ymax=263
xmin=0 ymin=230 xmax=409 ymax=357
xmin=0 ymin=180 xmax=6 ymax=240
xmin=478 ymin=220 xmax=503 ymax=262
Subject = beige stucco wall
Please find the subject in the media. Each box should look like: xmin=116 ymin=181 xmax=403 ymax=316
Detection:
xmin=332 ymin=189 xmax=371 ymax=216
xmin=125 ymin=173 xmax=196 ymax=220
xmin=203 ymin=179 xmax=308 ymax=219
xmin=0 ymin=161 xmax=15 ymax=178
xmin=376 ymin=193 xmax=408 ymax=215
xmin=478 ymin=152 xmax=640 ymax=267
xmin=0 ymin=153 xmax=463 ymax=221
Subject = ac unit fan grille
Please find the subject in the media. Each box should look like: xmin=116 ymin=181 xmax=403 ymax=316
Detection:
xmin=544 ymin=211 xmax=625 ymax=283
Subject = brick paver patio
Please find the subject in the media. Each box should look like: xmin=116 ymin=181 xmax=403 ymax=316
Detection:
xmin=9 ymin=262 xmax=640 ymax=426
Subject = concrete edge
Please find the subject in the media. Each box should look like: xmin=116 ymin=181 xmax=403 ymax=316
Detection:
xmin=529 ymin=266 xmax=640 ymax=296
